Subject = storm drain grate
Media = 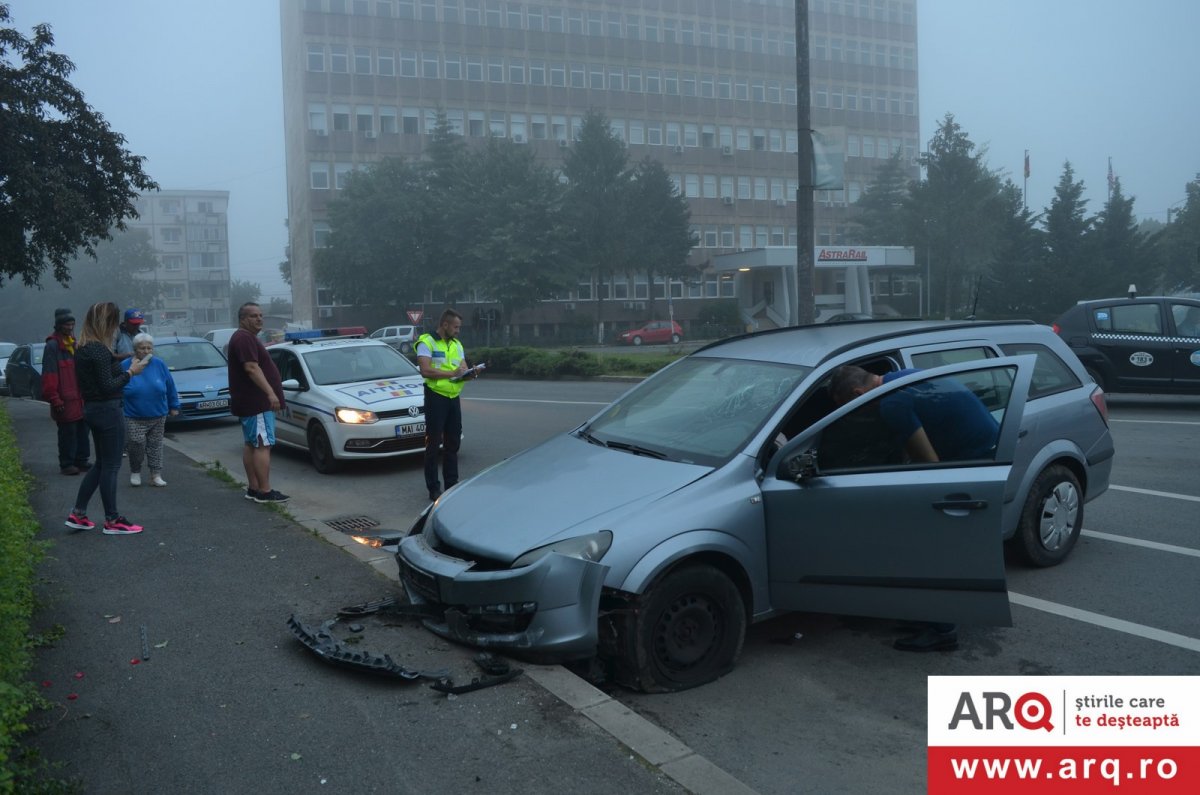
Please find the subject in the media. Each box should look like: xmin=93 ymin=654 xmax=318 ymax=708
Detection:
xmin=324 ymin=515 xmax=382 ymax=534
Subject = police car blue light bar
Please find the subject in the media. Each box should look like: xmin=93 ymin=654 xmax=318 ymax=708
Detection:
xmin=283 ymin=326 xmax=367 ymax=341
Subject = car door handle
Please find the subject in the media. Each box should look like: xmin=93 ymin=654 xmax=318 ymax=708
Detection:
xmin=932 ymin=499 xmax=988 ymax=511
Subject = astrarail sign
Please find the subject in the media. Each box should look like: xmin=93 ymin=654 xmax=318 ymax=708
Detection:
xmin=817 ymin=248 xmax=869 ymax=262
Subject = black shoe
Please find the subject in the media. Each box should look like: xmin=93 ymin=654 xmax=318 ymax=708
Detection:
xmin=894 ymin=628 xmax=959 ymax=652
xmin=60 ymin=466 xmax=81 ymax=476
xmin=76 ymin=462 xmax=92 ymax=472
xmin=254 ymin=489 xmax=290 ymax=504
xmin=244 ymin=489 xmax=261 ymax=501
xmin=428 ymin=486 xmax=443 ymax=502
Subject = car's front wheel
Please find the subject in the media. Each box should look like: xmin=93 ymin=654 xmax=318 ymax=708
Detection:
xmin=1016 ymin=464 xmax=1082 ymax=567
xmin=631 ymin=335 xmax=643 ymax=346
xmin=621 ymin=564 xmax=745 ymax=693
xmin=670 ymin=334 xmax=681 ymax=344
xmin=307 ymin=423 xmax=343 ymax=474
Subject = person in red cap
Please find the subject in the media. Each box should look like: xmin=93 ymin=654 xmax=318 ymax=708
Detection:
xmin=115 ymin=308 xmax=145 ymax=362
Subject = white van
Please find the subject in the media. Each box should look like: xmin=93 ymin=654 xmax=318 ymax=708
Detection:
xmin=204 ymin=328 xmax=239 ymax=356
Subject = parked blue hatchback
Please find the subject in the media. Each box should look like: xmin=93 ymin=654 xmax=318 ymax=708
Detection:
xmin=151 ymin=336 xmax=232 ymax=422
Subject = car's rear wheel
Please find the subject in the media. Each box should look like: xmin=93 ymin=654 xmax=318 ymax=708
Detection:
xmin=307 ymin=423 xmax=342 ymax=474
xmin=670 ymin=334 xmax=681 ymax=344
xmin=632 ymin=335 xmax=643 ymax=346
xmin=623 ymin=564 xmax=745 ymax=693
xmin=1085 ymin=366 xmax=1105 ymax=391
xmin=1016 ymin=464 xmax=1082 ymax=567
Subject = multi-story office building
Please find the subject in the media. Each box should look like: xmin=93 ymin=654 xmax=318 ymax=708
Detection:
xmin=127 ymin=190 xmax=233 ymax=337
xmin=280 ymin=0 xmax=919 ymax=330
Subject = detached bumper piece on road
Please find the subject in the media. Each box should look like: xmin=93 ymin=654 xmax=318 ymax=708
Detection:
xmin=287 ymin=615 xmax=439 ymax=681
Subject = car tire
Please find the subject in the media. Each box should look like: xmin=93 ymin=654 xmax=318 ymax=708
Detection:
xmin=623 ymin=564 xmax=745 ymax=693
xmin=399 ymin=341 xmax=413 ymax=355
xmin=1016 ymin=464 xmax=1082 ymax=567
xmin=670 ymin=334 xmax=681 ymax=344
xmin=632 ymin=336 xmax=643 ymax=346
xmin=1084 ymin=366 xmax=1105 ymax=392
xmin=307 ymin=423 xmax=343 ymax=474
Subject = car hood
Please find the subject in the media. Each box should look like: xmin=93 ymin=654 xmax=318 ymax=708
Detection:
xmin=170 ymin=366 xmax=227 ymax=392
xmin=319 ymin=376 xmax=424 ymax=408
xmin=432 ymin=433 xmax=710 ymax=561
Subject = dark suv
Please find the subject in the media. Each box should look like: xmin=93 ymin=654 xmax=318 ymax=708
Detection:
xmin=1052 ymin=294 xmax=1200 ymax=394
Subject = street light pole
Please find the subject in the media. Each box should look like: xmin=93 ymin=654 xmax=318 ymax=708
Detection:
xmin=794 ymin=0 xmax=814 ymax=325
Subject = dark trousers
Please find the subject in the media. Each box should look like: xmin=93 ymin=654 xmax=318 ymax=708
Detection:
xmin=74 ymin=400 xmax=126 ymax=521
xmin=57 ymin=419 xmax=91 ymax=470
xmin=423 ymin=388 xmax=462 ymax=493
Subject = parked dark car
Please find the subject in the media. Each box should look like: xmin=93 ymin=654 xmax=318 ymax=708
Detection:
xmin=5 ymin=343 xmax=46 ymax=399
xmin=398 ymin=319 xmax=1114 ymax=692
xmin=1052 ymin=293 xmax=1200 ymax=394
xmin=616 ymin=320 xmax=683 ymax=346
xmin=0 ymin=342 xmax=16 ymax=395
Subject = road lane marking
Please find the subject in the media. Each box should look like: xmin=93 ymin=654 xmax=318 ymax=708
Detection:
xmin=1082 ymin=529 xmax=1200 ymax=558
xmin=466 ymin=397 xmax=610 ymax=405
xmin=1009 ymin=592 xmax=1200 ymax=653
xmin=1109 ymin=484 xmax=1200 ymax=503
xmin=1109 ymin=418 xmax=1200 ymax=426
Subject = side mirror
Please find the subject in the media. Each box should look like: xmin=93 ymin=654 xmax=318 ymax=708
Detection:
xmin=281 ymin=378 xmax=302 ymax=391
xmin=782 ymin=449 xmax=818 ymax=482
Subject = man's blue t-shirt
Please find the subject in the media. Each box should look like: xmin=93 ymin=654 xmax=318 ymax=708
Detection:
xmin=879 ymin=369 xmax=999 ymax=461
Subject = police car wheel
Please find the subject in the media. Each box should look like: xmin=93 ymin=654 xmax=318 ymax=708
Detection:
xmin=1016 ymin=464 xmax=1082 ymax=568
xmin=307 ymin=423 xmax=343 ymax=474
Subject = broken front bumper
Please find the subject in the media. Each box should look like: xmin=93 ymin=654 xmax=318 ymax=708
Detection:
xmin=396 ymin=533 xmax=607 ymax=660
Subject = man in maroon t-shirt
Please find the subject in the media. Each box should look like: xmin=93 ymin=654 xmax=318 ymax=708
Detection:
xmin=227 ymin=302 xmax=289 ymax=504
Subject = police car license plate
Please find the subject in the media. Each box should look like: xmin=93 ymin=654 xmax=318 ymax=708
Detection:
xmin=397 ymin=422 xmax=425 ymax=437
xmin=197 ymin=399 xmax=229 ymax=410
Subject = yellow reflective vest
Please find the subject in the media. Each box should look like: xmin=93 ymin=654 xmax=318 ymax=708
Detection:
xmin=417 ymin=333 xmax=467 ymax=399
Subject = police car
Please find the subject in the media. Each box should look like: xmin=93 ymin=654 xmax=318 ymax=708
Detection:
xmin=1052 ymin=288 xmax=1200 ymax=394
xmin=266 ymin=330 xmax=426 ymax=473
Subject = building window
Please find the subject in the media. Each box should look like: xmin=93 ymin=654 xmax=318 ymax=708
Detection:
xmin=529 ymin=59 xmax=545 ymax=85
xmin=700 ymin=73 xmax=714 ymax=98
xmin=468 ymin=110 xmax=485 ymax=137
xmin=466 ymin=55 xmax=483 ymax=81
xmin=399 ymin=50 xmax=417 ymax=77
xmin=334 ymin=163 xmax=353 ymax=190
xmin=628 ymin=120 xmax=644 ymax=145
xmin=308 ymin=103 xmax=327 ymax=132
xmin=608 ymin=66 xmax=623 ymax=91
xmin=487 ymin=57 xmax=504 ymax=82
xmin=645 ymin=69 xmax=660 ymax=94
xmin=331 ymin=104 xmax=350 ymax=131
xmin=353 ymin=46 xmax=371 ymax=74
xmin=508 ymin=58 xmax=525 ymax=84
xmin=307 ymin=44 xmax=325 ymax=72
xmin=422 ymin=52 xmax=439 ymax=78
xmin=702 ymin=174 xmax=717 ymax=199
xmin=489 ymin=111 xmax=506 ymax=137
xmin=313 ymin=223 xmax=331 ymax=248
xmin=402 ymin=108 xmax=419 ymax=134
xmin=444 ymin=52 xmax=461 ymax=79
xmin=569 ymin=63 xmax=584 ymax=88
xmin=310 ymin=163 xmax=330 ymax=190
xmin=530 ymin=114 xmax=547 ymax=139
xmin=379 ymin=106 xmax=398 ymax=133
xmin=161 ymin=228 xmax=182 ymax=243
xmin=329 ymin=45 xmax=348 ymax=73
xmin=551 ymin=115 xmax=567 ymax=141
xmin=527 ymin=5 xmax=543 ymax=30
xmin=506 ymin=4 xmax=522 ymax=28
xmin=664 ymin=70 xmax=678 ymax=95
xmin=356 ymin=106 xmax=373 ymax=132
xmin=549 ymin=62 xmax=565 ymax=86
xmin=163 ymin=256 xmax=184 ymax=271
xmin=737 ymin=177 xmax=751 ymax=200
xmin=589 ymin=63 xmax=604 ymax=89
xmin=377 ymin=48 xmax=395 ymax=76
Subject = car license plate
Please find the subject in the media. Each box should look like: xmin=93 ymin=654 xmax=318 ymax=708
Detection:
xmin=397 ymin=422 xmax=425 ymax=437
xmin=196 ymin=399 xmax=229 ymax=410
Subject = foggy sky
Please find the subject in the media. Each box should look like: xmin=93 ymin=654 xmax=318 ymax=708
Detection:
xmin=7 ymin=0 xmax=1199 ymax=303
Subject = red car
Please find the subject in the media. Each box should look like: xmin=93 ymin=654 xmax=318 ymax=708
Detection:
xmin=617 ymin=320 xmax=683 ymax=346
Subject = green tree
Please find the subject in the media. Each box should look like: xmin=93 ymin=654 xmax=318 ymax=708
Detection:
xmin=229 ymin=279 xmax=260 ymax=322
xmin=977 ymin=181 xmax=1048 ymax=319
xmin=1087 ymin=178 xmax=1150 ymax=299
xmin=459 ymin=136 xmax=576 ymax=318
xmin=417 ymin=112 xmax=473 ymax=301
xmin=0 ymin=4 xmax=157 ymax=288
xmin=1041 ymin=162 xmax=1093 ymax=303
xmin=561 ymin=111 xmax=631 ymax=329
xmin=314 ymin=157 xmax=427 ymax=307
xmin=625 ymin=157 xmax=697 ymax=315
xmin=1155 ymin=179 xmax=1200 ymax=292
xmin=909 ymin=114 xmax=1004 ymax=317
xmin=852 ymin=151 xmax=914 ymax=246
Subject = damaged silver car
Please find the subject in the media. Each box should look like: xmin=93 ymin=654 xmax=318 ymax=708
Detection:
xmin=397 ymin=321 xmax=1114 ymax=692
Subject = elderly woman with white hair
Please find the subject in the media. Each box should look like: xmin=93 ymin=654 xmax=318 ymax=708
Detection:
xmin=122 ymin=332 xmax=180 ymax=487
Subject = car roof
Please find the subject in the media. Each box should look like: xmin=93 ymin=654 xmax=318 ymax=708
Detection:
xmin=281 ymin=337 xmax=388 ymax=351
xmin=153 ymin=336 xmax=211 ymax=344
xmin=693 ymin=319 xmax=1039 ymax=368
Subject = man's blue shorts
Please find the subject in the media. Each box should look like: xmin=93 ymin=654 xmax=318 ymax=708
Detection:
xmin=240 ymin=412 xmax=276 ymax=447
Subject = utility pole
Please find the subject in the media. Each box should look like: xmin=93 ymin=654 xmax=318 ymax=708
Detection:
xmin=794 ymin=0 xmax=814 ymax=325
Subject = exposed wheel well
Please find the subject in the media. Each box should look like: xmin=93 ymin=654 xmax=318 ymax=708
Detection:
xmin=644 ymin=551 xmax=755 ymax=623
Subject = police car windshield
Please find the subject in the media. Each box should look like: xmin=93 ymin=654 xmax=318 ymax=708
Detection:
xmin=303 ymin=345 xmax=419 ymax=385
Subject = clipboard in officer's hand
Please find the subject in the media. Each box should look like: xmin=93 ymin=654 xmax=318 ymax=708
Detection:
xmin=450 ymin=363 xmax=487 ymax=382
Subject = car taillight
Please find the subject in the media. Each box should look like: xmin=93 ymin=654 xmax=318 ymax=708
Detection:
xmin=1089 ymin=385 xmax=1109 ymax=426
xmin=1051 ymin=323 xmax=1061 ymax=334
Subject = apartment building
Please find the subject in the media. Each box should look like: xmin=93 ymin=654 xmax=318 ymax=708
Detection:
xmin=127 ymin=190 xmax=233 ymax=337
xmin=280 ymin=0 xmax=920 ymax=330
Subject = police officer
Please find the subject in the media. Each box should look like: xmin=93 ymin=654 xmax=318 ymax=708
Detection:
xmin=416 ymin=308 xmax=483 ymax=502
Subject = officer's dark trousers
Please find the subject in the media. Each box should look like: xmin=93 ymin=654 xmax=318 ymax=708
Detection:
xmin=423 ymin=388 xmax=462 ymax=494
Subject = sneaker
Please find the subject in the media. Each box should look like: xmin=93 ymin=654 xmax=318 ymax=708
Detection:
xmin=130 ymin=472 xmax=142 ymax=487
xmin=102 ymin=517 xmax=143 ymax=535
xmin=244 ymin=489 xmax=261 ymax=501
xmin=60 ymin=466 xmax=81 ymax=476
xmin=65 ymin=512 xmax=95 ymax=531
xmin=151 ymin=475 xmax=167 ymax=487
xmin=254 ymin=489 xmax=290 ymax=504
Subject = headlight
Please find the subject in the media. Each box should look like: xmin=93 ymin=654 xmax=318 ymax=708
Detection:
xmin=334 ymin=407 xmax=379 ymax=424
xmin=511 ymin=531 xmax=613 ymax=568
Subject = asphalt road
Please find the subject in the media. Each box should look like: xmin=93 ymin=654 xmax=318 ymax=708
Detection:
xmin=18 ymin=383 xmax=1198 ymax=793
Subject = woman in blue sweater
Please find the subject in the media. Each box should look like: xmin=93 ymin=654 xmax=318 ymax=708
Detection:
xmin=123 ymin=333 xmax=180 ymax=487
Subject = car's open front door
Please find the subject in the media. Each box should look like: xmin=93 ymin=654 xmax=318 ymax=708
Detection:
xmin=760 ymin=356 xmax=1034 ymax=626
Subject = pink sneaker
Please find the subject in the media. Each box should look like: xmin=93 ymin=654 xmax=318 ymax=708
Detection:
xmin=102 ymin=517 xmax=144 ymax=535
xmin=65 ymin=512 xmax=95 ymax=531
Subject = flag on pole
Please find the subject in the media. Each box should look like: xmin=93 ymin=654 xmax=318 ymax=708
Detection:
xmin=1023 ymin=151 xmax=1030 ymax=179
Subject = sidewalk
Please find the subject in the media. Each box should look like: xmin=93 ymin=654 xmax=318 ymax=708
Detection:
xmin=9 ymin=397 xmax=709 ymax=795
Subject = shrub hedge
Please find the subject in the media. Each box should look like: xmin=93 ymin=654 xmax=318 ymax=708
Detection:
xmin=0 ymin=404 xmax=46 ymax=793
xmin=473 ymin=346 xmax=679 ymax=378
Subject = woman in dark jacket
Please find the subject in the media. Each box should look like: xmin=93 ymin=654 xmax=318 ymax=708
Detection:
xmin=66 ymin=302 xmax=149 ymax=535
xmin=42 ymin=307 xmax=91 ymax=474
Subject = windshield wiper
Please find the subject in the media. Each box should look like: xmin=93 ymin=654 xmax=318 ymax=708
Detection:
xmin=603 ymin=440 xmax=668 ymax=459
xmin=576 ymin=428 xmax=606 ymax=447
